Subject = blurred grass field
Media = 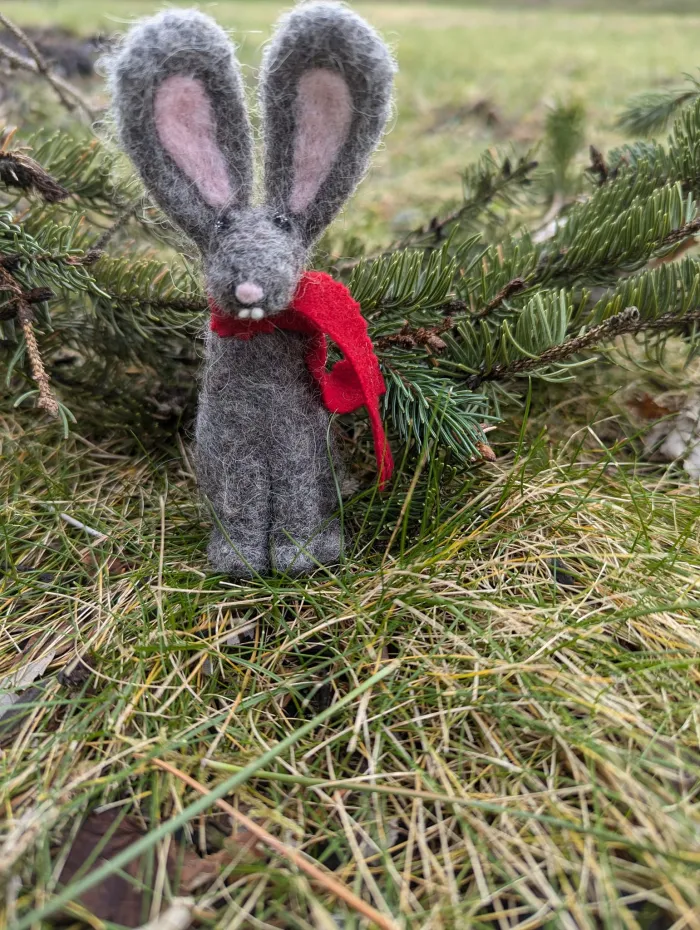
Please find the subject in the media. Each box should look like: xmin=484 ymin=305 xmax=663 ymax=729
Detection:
xmin=3 ymin=2 xmax=700 ymax=928
xmin=10 ymin=0 xmax=700 ymax=243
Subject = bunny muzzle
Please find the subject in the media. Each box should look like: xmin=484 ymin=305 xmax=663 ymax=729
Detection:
xmin=204 ymin=206 xmax=307 ymax=321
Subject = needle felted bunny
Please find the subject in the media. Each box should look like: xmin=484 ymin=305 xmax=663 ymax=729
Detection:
xmin=110 ymin=2 xmax=395 ymax=577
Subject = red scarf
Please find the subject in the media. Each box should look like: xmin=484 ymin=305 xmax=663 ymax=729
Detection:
xmin=209 ymin=271 xmax=393 ymax=487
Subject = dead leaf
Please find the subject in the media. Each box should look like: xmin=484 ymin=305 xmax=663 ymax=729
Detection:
xmin=0 ymin=649 xmax=56 ymax=739
xmin=626 ymin=391 xmax=674 ymax=421
xmin=57 ymin=809 xmax=261 ymax=927
xmin=0 ymin=650 xmax=56 ymax=691
xmin=80 ymin=550 xmax=130 ymax=576
xmin=178 ymin=841 xmax=257 ymax=892
xmin=57 ymin=653 xmax=95 ymax=690
xmin=0 ymin=684 xmax=48 ymax=739
xmin=643 ymin=394 xmax=700 ymax=478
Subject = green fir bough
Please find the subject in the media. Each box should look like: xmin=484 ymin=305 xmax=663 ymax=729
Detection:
xmin=5 ymin=96 xmax=700 ymax=463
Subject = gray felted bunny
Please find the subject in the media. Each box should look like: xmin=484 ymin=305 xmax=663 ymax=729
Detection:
xmin=109 ymin=2 xmax=395 ymax=577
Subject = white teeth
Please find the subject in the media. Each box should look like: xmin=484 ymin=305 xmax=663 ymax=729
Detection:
xmin=250 ymin=307 xmax=265 ymax=321
xmin=237 ymin=308 xmax=251 ymax=319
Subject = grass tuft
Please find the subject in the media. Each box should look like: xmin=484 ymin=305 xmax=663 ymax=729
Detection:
xmin=2 ymin=401 xmax=700 ymax=926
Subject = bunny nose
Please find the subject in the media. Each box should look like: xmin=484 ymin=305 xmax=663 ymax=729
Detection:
xmin=235 ymin=282 xmax=264 ymax=305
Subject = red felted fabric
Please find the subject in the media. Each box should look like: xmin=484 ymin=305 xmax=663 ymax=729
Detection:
xmin=209 ymin=271 xmax=393 ymax=486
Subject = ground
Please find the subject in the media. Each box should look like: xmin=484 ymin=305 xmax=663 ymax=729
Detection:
xmin=2 ymin=2 xmax=700 ymax=929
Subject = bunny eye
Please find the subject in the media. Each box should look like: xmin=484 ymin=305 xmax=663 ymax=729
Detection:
xmin=272 ymin=213 xmax=293 ymax=233
xmin=214 ymin=214 xmax=232 ymax=234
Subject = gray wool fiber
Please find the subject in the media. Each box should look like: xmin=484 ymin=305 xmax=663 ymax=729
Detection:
xmin=109 ymin=2 xmax=395 ymax=577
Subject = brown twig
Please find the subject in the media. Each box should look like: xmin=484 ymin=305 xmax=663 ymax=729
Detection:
xmin=0 ymin=150 xmax=69 ymax=202
xmin=92 ymin=200 xmax=144 ymax=252
xmin=0 ymin=266 xmax=58 ymax=416
xmin=482 ymin=306 xmax=642 ymax=381
xmin=588 ymin=145 xmax=609 ymax=186
xmin=0 ymin=286 xmax=54 ymax=320
xmin=373 ymin=298 xmax=469 ymax=353
xmin=634 ymin=308 xmax=700 ymax=333
xmin=398 ymin=156 xmax=539 ymax=248
xmin=0 ymin=14 xmax=96 ymax=120
xmin=335 ymin=158 xmax=538 ymax=274
xmin=1 ymin=249 xmax=103 ymax=272
xmin=376 ymin=320 xmax=452 ymax=353
xmin=150 ymin=758 xmax=400 ymax=930
xmin=474 ymin=276 xmax=530 ymax=320
xmin=658 ymin=215 xmax=700 ymax=250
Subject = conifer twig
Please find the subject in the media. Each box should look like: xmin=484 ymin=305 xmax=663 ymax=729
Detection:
xmin=398 ymin=155 xmax=539 ymax=248
xmin=0 ymin=14 xmax=96 ymax=120
xmin=0 ymin=266 xmax=58 ymax=416
xmin=471 ymin=306 xmax=700 ymax=387
xmin=588 ymin=145 xmax=609 ymax=186
xmin=92 ymin=201 xmax=143 ymax=252
xmin=480 ymin=306 xmax=642 ymax=382
xmin=0 ymin=286 xmax=54 ymax=320
xmin=474 ymin=214 xmax=700 ymax=321
xmin=17 ymin=303 xmax=59 ymax=417
xmin=475 ymin=276 xmax=530 ymax=319
xmin=335 ymin=155 xmax=538 ymax=272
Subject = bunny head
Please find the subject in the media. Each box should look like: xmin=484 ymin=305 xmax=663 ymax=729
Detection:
xmin=110 ymin=3 xmax=394 ymax=320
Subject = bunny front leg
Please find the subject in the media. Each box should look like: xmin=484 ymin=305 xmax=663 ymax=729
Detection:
xmin=196 ymin=423 xmax=271 ymax=578
xmin=267 ymin=379 xmax=343 ymax=575
xmin=197 ymin=441 xmax=271 ymax=578
xmin=195 ymin=338 xmax=271 ymax=578
xmin=269 ymin=428 xmax=342 ymax=575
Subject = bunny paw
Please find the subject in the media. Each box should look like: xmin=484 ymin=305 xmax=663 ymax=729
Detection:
xmin=272 ymin=527 xmax=343 ymax=576
xmin=207 ymin=531 xmax=269 ymax=579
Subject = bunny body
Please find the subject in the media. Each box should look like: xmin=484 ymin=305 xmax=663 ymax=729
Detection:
xmin=197 ymin=329 xmax=341 ymax=576
xmin=110 ymin=3 xmax=394 ymax=576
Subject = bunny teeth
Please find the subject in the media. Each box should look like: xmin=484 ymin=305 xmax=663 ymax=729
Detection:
xmin=250 ymin=307 xmax=265 ymax=321
xmin=237 ymin=308 xmax=251 ymax=319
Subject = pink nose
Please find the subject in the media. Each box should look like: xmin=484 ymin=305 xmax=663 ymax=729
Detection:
xmin=235 ymin=282 xmax=264 ymax=305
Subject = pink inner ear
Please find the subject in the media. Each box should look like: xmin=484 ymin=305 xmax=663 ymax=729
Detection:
xmin=290 ymin=69 xmax=352 ymax=214
xmin=154 ymin=75 xmax=231 ymax=207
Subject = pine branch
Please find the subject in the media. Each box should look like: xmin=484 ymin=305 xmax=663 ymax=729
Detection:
xmin=470 ymin=306 xmax=700 ymax=387
xmin=0 ymin=286 xmax=53 ymax=319
xmin=617 ymin=77 xmax=700 ymax=138
xmin=474 ymin=277 xmax=530 ymax=319
xmin=589 ymin=257 xmax=700 ymax=325
xmin=0 ymin=13 xmax=96 ymax=119
xmin=1 ymin=133 xmax=141 ymax=219
xmin=92 ymin=200 xmax=145 ymax=251
xmin=382 ymin=364 xmax=492 ymax=461
xmin=477 ymin=307 xmax=640 ymax=383
xmin=470 ymin=187 xmax=700 ymax=321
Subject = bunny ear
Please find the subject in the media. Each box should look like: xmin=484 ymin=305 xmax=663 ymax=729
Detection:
xmin=110 ymin=10 xmax=253 ymax=250
xmin=260 ymin=2 xmax=394 ymax=245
